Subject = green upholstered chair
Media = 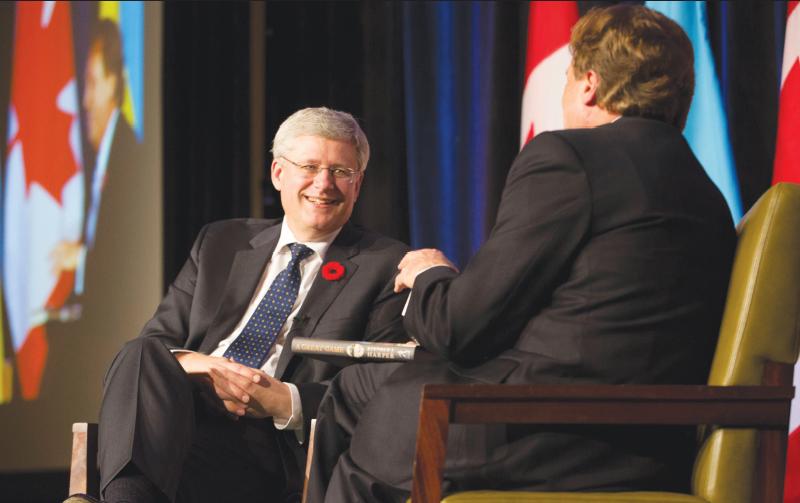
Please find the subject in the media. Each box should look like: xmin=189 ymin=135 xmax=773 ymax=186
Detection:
xmin=410 ymin=183 xmax=800 ymax=503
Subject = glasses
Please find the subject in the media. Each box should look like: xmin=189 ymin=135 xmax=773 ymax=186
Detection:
xmin=280 ymin=156 xmax=360 ymax=183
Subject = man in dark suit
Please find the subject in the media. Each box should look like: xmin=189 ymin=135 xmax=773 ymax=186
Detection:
xmin=67 ymin=107 xmax=409 ymax=503
xmin=307 ymin=5 xmax=737 ymax=502
xmin=51 ymin=19 xmax=139 ymax=300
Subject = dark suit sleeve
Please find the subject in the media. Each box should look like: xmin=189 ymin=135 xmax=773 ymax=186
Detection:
xmin=405 ymin=133 xmax=592 ymax=366
xmin=136 ymin=224 xmax=210 ymax=349
xmin=295 ymin=243 xmax=409 ymax=434
xmin=362 ymin=271 xmax=410 ymax=344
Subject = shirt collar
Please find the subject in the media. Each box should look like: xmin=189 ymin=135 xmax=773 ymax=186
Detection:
xmin=275 ymin=219 xmax=342 ymax=261
xmin=95 ymin=108 xmax=120 ymax=176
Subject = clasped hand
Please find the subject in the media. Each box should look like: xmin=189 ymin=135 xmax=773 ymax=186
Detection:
xmin=50 ymin=240 xmax=83 ymax=276
xmin=175 ymin=352 xmax=291 ymax=420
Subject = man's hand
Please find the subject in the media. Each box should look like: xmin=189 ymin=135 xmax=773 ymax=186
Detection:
xmin=174 ymin=352 xmax=265 ymax=417
xmin=50 ymin=240 xmax=83 ymax=276
xmin=394 ymin=248 xmax=458 ymax=292
xmin=210 ymin=367 xmax=292 ymax=420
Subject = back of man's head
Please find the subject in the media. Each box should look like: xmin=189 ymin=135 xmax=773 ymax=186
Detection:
xmin=570 ymin=5 xmax=694 ymax=129
xmin=271 ymin=107 xmax=370 ymax=172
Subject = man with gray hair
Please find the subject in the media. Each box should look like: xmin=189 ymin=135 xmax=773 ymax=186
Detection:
xmin=68 ymin=107 xmax=410 ymax=503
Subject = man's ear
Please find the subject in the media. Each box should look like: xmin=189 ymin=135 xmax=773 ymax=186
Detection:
xmin=352 ymin=171 xmax=364 ymax=200
xmin=270 ymin=159 xmax=283 ymax=191
xmin=582 ymin=69 xmax=600 ymax=106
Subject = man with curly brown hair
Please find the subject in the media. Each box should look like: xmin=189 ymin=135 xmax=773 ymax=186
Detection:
xmin=307 ymin=5 xmax=736 ymax=502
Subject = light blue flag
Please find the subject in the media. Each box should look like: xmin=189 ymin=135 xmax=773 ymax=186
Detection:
xmin=646 ymin=1 xmax=743 ymax=221
xmin=119 ymin=1 xmax=144 ymax=142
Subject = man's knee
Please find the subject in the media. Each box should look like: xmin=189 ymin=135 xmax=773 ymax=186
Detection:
xmin=103 ymin=337 xmax=180 ymax=389
xmin=119 ymin=336 xmax=169 ymax=357
xmin=329 ymin=362 xmax=403 ymax=409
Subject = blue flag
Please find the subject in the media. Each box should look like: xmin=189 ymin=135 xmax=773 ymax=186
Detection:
xmin=646 ymin=1 xmax=743 ymax=221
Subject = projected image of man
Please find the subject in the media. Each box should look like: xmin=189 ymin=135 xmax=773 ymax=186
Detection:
xmin=51 ymin=19 xmax=137 ymax=298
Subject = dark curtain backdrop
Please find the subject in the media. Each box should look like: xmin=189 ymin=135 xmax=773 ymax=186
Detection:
xmin=163 ymin=2 xmax=253 ymax=285
xmin=707 ymin=1 xmax=785 ymax=209
xmin=163 ymin=0 xmax=787 ymax=285
xmin=402 ymin=2 xmax=523 ymax=266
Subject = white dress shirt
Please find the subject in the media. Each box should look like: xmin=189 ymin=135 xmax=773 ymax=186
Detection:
xmin=178 ymin=220 xmax=340 ymax=433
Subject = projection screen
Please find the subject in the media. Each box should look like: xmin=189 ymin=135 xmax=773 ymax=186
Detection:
xmin=0 ymin=0 xmax=163 ymax=471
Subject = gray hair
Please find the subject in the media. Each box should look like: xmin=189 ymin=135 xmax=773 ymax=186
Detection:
xmin=271 ymin=107 xmax=370 ymax=172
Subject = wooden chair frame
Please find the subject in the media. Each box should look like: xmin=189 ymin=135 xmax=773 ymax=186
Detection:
xmin=70 ymin=367 xmax=794 ymax=502
xmin=69 ymin=422 xmax=99 ymax=497
xmin=70 ymin=420 xmax=318 ymax=500
xmin=410 ymin=361 xmax=794 ymax=503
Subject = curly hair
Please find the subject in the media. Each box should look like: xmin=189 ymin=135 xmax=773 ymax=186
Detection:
xmin=570 ymin=5 xmax=694 ymax=129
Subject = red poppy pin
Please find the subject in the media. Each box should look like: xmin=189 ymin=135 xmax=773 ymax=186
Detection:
xmin=321 ymin=261 xmax=345 ymax=281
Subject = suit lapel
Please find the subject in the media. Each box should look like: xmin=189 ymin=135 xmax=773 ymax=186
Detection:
xmin=275 ymin=225 xmax=362 ymax=379
xmin=198 ymin=225 xmax=280 ymax=354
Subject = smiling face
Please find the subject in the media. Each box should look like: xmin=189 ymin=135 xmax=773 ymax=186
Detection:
xmin=83 ymin=45 xmax=118 ymax=152
xmin=271 ymin=135 xmax=363 ymax=241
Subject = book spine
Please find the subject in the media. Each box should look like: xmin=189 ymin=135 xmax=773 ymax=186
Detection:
xmin=291 ymin=338 xmax=416 ymax=361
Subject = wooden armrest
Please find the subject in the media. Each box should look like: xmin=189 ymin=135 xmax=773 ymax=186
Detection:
xmin=421 ymin=383 xmax=794 ymax=426
xmin=69 ymin=422 xmax=99 ymax=497
xmin=411 ymin=363 xmax=795 ymax=503
xmin=302 ymin=418 xmax=317 ymax=503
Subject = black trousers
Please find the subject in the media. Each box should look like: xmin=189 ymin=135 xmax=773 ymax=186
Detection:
xmin=305 ymin=361 xmax=406 ymax=503
xmin=306 ymin=360 xmax=484 ymax=503
xmin=98 ymin=337 xmax=300 ymax=503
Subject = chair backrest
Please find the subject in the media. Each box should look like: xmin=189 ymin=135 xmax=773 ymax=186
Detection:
xmin=693 ymin=183 xmax=800 ymax=503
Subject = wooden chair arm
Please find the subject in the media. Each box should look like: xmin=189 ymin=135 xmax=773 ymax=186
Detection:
xmin=420 ymin=383 xmax=793 ymax=426
xmin=411 ymin=379 xmax=794 ymax=502
xmin=69 ymin=422 xmax=99 ymax=497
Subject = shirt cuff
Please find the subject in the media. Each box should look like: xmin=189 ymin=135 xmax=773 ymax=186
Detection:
xmin=401 ymin=265 xmax=452 ymax=317
xmin=273 ymin=382 xmax=303 ymax=433
xmin=402 ymin=291 xmax=412 ymax=317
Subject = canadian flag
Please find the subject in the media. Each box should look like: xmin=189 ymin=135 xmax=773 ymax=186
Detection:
xmin=775 ymin=1 xmax=800 ymax=186
xmin=519 ymin=1 xmax=579 ymax=148
xmin=3 ymin=1 xmax=84 ymax=400
xmin=777 ymin=2 xmax=800 ymax=502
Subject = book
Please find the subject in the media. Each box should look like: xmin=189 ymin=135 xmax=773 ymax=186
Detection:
xmin=290 ymin=337 xmax=418 ymax=365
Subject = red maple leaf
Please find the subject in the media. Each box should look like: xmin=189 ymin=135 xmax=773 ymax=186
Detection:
xmin=774 ymin=59 xmax=800 ymax=184
xmin=10 ymin=1 xmax=80 ymax=203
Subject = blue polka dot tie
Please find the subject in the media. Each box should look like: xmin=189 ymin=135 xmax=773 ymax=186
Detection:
xmin=223 ymin=243 xmax=313 ymax=368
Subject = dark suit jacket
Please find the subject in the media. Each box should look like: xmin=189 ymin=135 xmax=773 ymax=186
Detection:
xmin=80 ymin=113 xmax=149 ymax=306
xmin=84 ymin=114 xmax=139 ymax=249
xmin=140 ymin=218 xmax=409 ymax=429
xmin=402 ymin=117 xmax=737 ymax=491
xmin=96 ymin=218 xmax=409 ymax=499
